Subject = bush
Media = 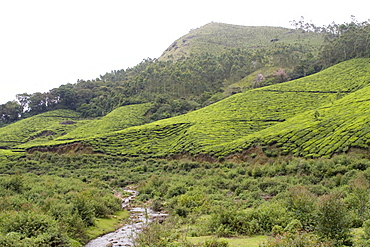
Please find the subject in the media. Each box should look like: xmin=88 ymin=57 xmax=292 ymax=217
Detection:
xmin=286 ymin=186 xmax=317 ymax=231
xmin=202 ymin=238 xmax=229 ymax=247
xmin=316 ymin=193 xmax=352 ymax=245
xmin=133 ymin=221 xmax=192 ymax=247
xmin=0 ymin=211 xmax=71 ymax=246
xmin=283 ymin=219 xmax=302 ymax=233
xmin=260 ymin=232 xmax=334 ymax=247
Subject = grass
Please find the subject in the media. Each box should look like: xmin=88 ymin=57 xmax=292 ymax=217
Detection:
xmin=85 ymin=210 xmax=129 ymax=240
xmin=187 ymin=235 xmax=268 ymax=247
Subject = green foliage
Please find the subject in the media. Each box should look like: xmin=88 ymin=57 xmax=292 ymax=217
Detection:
xmin=286 ymin=186 xmax=317 ymax=231
xmin=208 ymin=202 xmax=291 ymax=237
xmin=0 ymin=173 xmax=121 ymax=245
xmin=0 ymin=211 xmax=71 ymax=247
xmin=22 ymin=58 xmax=370 ymax=160
xmin=201 ymin=238 xmax=229 ymax=247
xmin=316 ymin=193 xmax=351 ymax=245
xmin=133 ymin=221 xmax=190 ymax=247
xmin=0 ymin=109 xmax=81 ymax=148
xmin=56 ymin=103 xmax=152 ymax=141
xmin=1 ymin=151 xmax=370 ymax=245
xmin=260 ymin=232 xmax=334 ymax=247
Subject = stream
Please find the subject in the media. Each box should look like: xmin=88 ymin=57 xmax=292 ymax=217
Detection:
xmin=85 ymin=189 xmax=168 ymax=247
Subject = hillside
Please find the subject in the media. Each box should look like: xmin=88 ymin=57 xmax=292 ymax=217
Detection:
xmin=12 ymin=58 xmax=370 ymax=160
xmin=0 ymin=109 xmax=82 ymax=149
xmin=159 ymin=22 xmax=324 ymax=61
xmin=1 ymin=22 xmax=326 ymax=126
xmin=0 ymin=104 xmax=155 ymax=153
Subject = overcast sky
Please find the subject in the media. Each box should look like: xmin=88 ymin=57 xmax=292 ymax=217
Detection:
xmin=0 ymin=0 xmax=368 ymax=104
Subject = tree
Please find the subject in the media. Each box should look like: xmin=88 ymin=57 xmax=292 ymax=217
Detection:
xmin=286 ymin=186 xmax=317 ymax=231
xmin=316 ymin=193 xmax=351 ymax=245
xmin=0 ymin=100 xmax=22 ymax=124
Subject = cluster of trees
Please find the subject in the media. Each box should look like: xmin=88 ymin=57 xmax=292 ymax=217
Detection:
xmin=291 ymin=16 xmax=370 ymax=76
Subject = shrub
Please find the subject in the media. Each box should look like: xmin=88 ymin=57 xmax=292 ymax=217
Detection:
xmin=0 ymin=211 xmax=71 ymax=246
xmin=202 ymin=238 xmax=229 ymax=247
xmin=286 ymin=186 xmax=317 ymax=231
xmin=316 ymin=193 xmax=352 ymax=245
xmin=208 ymin=209 xmax=248 ymax=237
xmin=133 ymin=221 xmax=192 ymax=247
xmin=260 ymin=232 xmax=334 ymax=247
xmin=284 ymin=219 xmax=303 ymax=233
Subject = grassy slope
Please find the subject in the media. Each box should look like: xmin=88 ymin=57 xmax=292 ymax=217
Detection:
xmin=0 ymin=109 xmax=82 ymax=149
xmin=223 ymin=84 xmax=370 ymax=158
xmin=56 ymin=103 xmax=151 ymax=141
xmin=159 ymin=22 xmax=323 ymax=61
xmin=5 ymin=59 xmax=370 ymax=159
xmin=0 ymin=104 xmax=152 ymax=160
xmin=37 ymin=58 xmax=368 ymax=158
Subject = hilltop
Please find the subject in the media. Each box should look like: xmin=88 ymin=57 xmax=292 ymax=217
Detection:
xmin=159 ymin=22 xmax=323 ymax=61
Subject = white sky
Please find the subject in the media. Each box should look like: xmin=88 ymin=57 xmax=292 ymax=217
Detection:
xmin=0 ymin=0 xmax=368 ymax=104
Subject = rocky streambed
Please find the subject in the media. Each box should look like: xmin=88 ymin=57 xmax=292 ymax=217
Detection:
xmin=85 ymin=189 xmax=168 ymax=247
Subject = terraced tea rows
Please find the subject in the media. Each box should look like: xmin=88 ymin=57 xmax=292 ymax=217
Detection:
xmin=57 ymin=103 xmax=152 ymax=141
xmin=221 ymin=85 xmax=370 ymax=158
xmin=74 ymin=58 xmax=370 ymax=157
xmin=0 ymin=110 xmax=81 ymax=148
xmin=3 ymin=59 xmax=370 ymax=159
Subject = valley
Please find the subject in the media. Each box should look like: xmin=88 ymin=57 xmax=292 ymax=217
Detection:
xmin=1 ymin=20 xmax=370 ymax=246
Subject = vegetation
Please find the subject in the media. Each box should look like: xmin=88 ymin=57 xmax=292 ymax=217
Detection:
xmin=1 ymin=19 xmax=370 ymax=247
xmin=159 ymin=22 xmax=324 ymax=62
xmin=1 ymin=23 xmax=326 ymax=125
xmin=16 ymin=58 xmax=369 ymax=160
xmin=0 ymin=172 xmax=121 ymax=246
xmin=1 ymin=152 xmax=370 ymax=246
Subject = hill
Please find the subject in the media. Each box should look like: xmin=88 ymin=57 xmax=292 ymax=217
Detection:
xmin=1 ymin=23 xmax=325 ymax=125
xmin=159 ymin=22 xmax=324 ymax=61
xmin=13 ymin=58 xmax=370 ymax=160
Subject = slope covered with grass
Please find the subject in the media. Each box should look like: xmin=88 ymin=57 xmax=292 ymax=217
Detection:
xmin=159 ymin=22 xmax=324 ymax=61
xmin=30 ymin=58 xmax=369 ymax=158
xmin=222 ymin=84 xmax=370 ymax=158
xmin=56 ymin=103 xmax=152 ymax=141
xmin=0 ymin=109 xmax=82 ymax=149
xmin=7 ymin=58 xmax=369 ymax=159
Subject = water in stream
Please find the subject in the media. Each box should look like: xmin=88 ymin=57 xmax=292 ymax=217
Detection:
xmin=85 ymin=190 xmax=167 ymax=247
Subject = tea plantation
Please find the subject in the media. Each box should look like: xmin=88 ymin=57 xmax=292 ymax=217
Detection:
xmin=21 ymin=58 xmax=369 ymax=159
xmin=2 ymin=58 xmax=369 ymax=159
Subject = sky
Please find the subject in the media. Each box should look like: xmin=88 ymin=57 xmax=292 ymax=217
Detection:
xmin=0 ymin=0 xmax=368 ymax=104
